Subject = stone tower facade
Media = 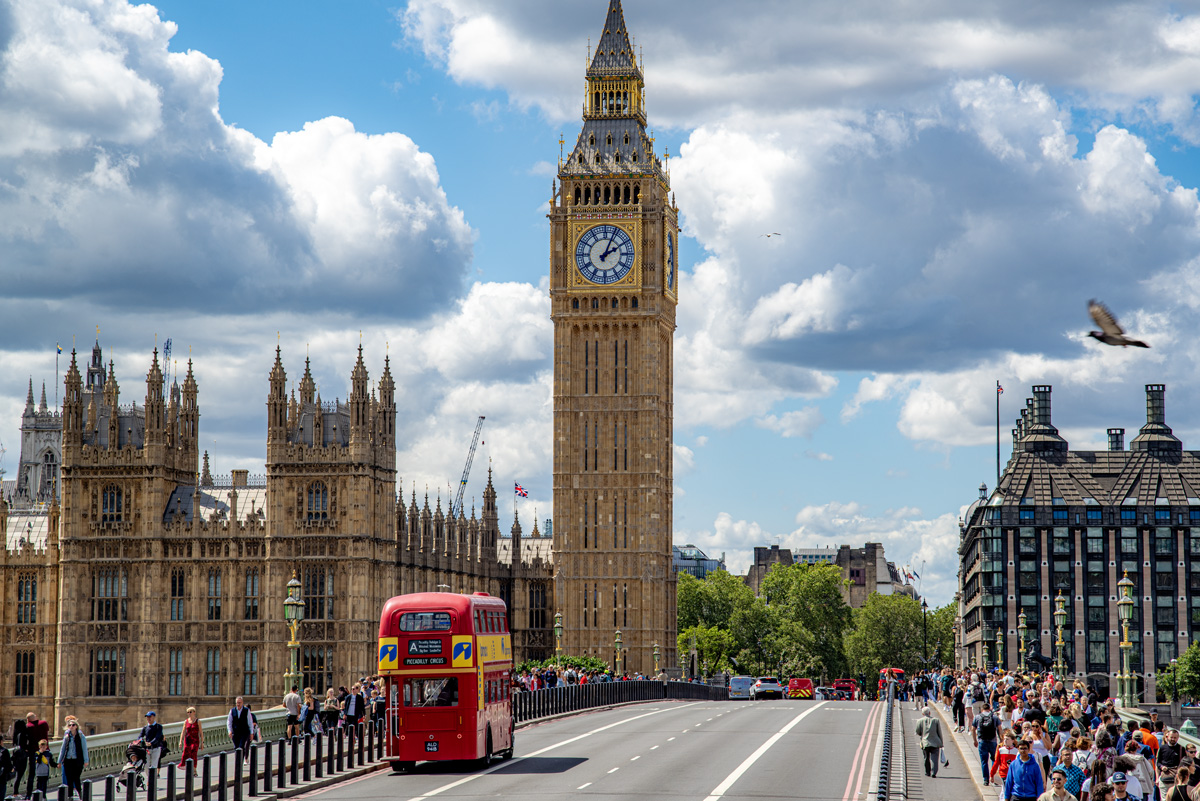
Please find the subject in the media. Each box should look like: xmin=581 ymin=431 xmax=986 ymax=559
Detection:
xmin=0 ymin=344 xmax=553 ymax=734
xmin=550 ymin=0 xmax=678 ymax=674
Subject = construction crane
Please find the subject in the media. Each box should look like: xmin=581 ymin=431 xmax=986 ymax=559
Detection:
xmin=452 ymin=416 xmax=485 ymax=519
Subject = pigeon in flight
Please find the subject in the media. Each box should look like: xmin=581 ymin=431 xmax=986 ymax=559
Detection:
xmin=1088 ymin=299 xmax=1149 ymax=348
xmin=760 ymin=233 xmax=781 ymax=238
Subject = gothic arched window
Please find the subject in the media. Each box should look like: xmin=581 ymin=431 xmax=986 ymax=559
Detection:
xmin=101 ymin=485 xmax=123 ymax=523
xmin=307 ymin=482 xmax=328 ymax=521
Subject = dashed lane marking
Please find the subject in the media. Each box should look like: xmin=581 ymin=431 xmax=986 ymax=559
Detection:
xmin=667 ymin=737 xmax=676 ymax=741
xmin=608 ymin=767 xmax=620 ymax=774
xmin=577 ymin=783 xmax=592 ymax=790
xmin=631 ymin=756 xmax=640 ymax=761
xmin=702 ymin=701 xmax=827 ymax=801
xmin=650 ymin=746 xmax=659 ymax=750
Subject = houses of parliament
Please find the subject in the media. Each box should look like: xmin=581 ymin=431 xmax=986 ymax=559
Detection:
xmin=0 ymin=0 xmax=678 ymax=733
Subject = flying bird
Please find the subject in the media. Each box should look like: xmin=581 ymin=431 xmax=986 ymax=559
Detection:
xmin=1088 ymin=299 xmax=1149 ymax=348
xmin=760 ymin=233 xmax=781 ymax=238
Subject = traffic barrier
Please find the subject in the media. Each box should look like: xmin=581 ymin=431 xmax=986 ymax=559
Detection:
xmin=512 ymin=680 xmax=728 ymax=723
xmin=876 ymin=680 xmax=895 ymax=801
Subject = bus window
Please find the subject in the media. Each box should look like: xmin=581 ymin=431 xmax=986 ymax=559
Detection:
xmin=399 ymin=612 xmax=452 ymax=632
xmin=403 ymin=677 xmax=458 ymax=707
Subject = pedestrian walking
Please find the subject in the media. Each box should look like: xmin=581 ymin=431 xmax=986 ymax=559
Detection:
xmin=139 ymin=711 xmax=166 ymax=771
xmin=179 ymin=707 xmax=202 ymax=776
xmin=322 ymin=688 xmax=341 ymax=731
xmin=1004 ymin=739 xmax=1045 ymax=801
xmin=227 ymin=697 xmax=253 ymax=754
xmin=299 ymin=689 xmax=322 ymax=736
xmin=1039 ymin=765 xmax=1077 ymax=801
xmin=284 ymin=685 xmax=302 ymax=739
xmin=953 ymin=681 xmax=967 ymax=731
xmin=32 ymin=739 xmax=57 ymax=799
xmin=915 ymin=707 xmax=944 ymax=778
xmin=971 ymin=702 xmax=1000 ymax=786
xmin=0 ymin=734 xmax=13 ymax=801
xmin=57 ymin=718 xmax=88 ymax=800
xmin=16 ymin=712 xmax=49 ymax=798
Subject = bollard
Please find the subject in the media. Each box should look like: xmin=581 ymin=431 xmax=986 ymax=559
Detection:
xmin=33 ymin=790 xmax=43 ymax=801
xmin=125 ymin=768 xmax=135 ymax=801
xmin=247 ymin=746 xmax=258 ymax=798
xmin=325 ymin=731 xmax=335 ymax=776
xmin=357 ymin=722 xmax=365 ymax=766
xmin=276 ymin=740 xmax=285 ymax=790
xmin=303 ymin=736 xmax=312 ymax=783
xmin=233 ymin=750 xmax=243 ymax=801
xmin=315 ymin=731 xmax=324 ymax=779
xmin=104 ymin=775 xmax=116 ymax=801
xmin=290 ymin=737 xmax=298 ymax=786
xmin=184 ymin=761 xmax=194 ymax=801
xmin=261 ymin=742 xmax=271 ymax=795
xmin=367 ymin=722 xmax=374 ymax=764
xmin=377 ymin=720 xmax=384 ymax=761
xmin=336 ymin=728 xmax=345 ymax=773
xmin=217 ymin=753 xmax=227 ymax=801
xmin=166 ymin=762 xmax=176 ymax=801
xmin=201 ymin=755 xmax=212 ymax=801
xmin=147 ymin=767 xmax=158 ymax=801
xmin=59 ymin=785 xmax=68 ymax=801
xmin=82 ymin=779 xmax=93 ymax=801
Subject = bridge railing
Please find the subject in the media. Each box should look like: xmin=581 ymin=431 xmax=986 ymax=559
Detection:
xmin=513 ymin=680 xmax=727 ymax=722
xmin=876 ymin=680 xmax=895 ymax=801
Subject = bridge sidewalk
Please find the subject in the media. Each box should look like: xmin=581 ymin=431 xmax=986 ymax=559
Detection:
xmin=900 ymin=700 xmax=989 ymax=801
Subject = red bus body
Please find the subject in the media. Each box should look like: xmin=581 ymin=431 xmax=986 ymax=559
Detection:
xmin=377 ymin=592 xmax=514 ymax=769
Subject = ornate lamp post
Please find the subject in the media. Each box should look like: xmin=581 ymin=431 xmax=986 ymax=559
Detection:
xmin=1117 ymin=571 xmax=1135 ymax=707
xmin=996 ymin=625 xmax=1005 ymax=672
xmin=1017 ymin=608 xmax=1028 ymax=673
xmin=553 ymin=611 xmax=563 ymax=669
xmin=614 ymin=629 xmax=623 ymax=677
xmin=921 ymin=599 xmax=929 ymax=664
xmin=283 ymin=571 xmax=305 ymax=692
xmin=652 ymin=641 xmax=660 ymax=676
xmin=1053 ymin=591 xmax=1067 ymax=677
xmin=980 ymin=624 xmax=990 ymax=673
xmin=1171 ymin=657 xmax=1180 ymax=718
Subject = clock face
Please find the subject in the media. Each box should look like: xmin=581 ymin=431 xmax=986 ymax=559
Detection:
xmin=575 ymin=224 xmax=635 ymax=285
xmin=666 ymin=231 xmax=675 ymax=290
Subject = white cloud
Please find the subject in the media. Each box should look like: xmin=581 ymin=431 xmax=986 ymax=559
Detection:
xmin=756 ymin=406 xmax=825 ymax=439
xmin=805 ymin=450 xmax=834 ymax=462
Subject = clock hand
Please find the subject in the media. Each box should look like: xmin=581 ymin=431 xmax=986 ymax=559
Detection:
xmin=600 ymin=243 xmax=618 ymax=261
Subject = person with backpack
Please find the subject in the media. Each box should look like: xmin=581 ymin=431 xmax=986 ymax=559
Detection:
xmin=972 ymin=701 xmax=1000 ymax=786
xmin=0 ymin=733 xmax=13 ymax=801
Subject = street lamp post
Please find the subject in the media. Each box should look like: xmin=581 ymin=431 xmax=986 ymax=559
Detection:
xmin=1172 ymin=657 xmax=1180 ymax=719
xmin=921 ymin=599 xmax=929 ymax=664
xmin=283 ymin=571 xmax=305 ymax=693
xmin=981 ymin=624 xmax=990 ymax=673
xmin=996 ymin=626 xmax=1004 ymax=672
xmin=553 ymin=611 xmax=563 ymax=670
xmin=1053 ymin=591 xmax=1067 ymax=678
xmin=1117 ymin=571 xmax=1135 ymax=707
xmin=652 ymin=642 xmax=660 ymax=677
xmin=614 ymin=630 xmax=623 ymax=677
xmin=1017 ymin=608 xmax=1028 ymax=673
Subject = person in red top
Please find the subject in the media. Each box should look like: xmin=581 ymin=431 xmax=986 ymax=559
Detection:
xmin=990 ymin=730 xmax=1019 ymax=786
xmin=16 ymin=712 xmax=49 ymax=799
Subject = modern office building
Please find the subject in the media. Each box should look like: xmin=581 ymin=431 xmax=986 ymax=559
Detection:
xmin=958 ymin=383 xmax=1199 ymax=699
xmin=672 ymin=544 xmax=726 ymax=579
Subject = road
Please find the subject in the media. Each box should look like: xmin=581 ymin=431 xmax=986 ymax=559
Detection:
xmin=293 ymin=699 xmax=886 ymax=801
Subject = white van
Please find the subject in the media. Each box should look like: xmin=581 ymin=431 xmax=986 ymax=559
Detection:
xmin=728 ymin=675 xmax=754 ymax=699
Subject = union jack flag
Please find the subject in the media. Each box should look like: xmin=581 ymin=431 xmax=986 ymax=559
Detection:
xmin=997 ymin=383 xmax=1004 ymax=395
xmin=514 ymin=483 xmax=528 ymax=498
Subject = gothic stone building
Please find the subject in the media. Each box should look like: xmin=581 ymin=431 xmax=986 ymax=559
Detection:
xmin=550 ymin=0 xmax=679 ymax=674
xmin=0 ymin=342 xmax=553 ymax=734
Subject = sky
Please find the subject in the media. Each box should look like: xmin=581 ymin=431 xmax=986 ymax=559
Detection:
xmin=4 ymin=0 xmax=1200 ymax=606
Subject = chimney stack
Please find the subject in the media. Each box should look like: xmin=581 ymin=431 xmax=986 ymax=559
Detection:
xmin=1107 ymin=428 xmax=1125 ymax=452
xmin=1130 ymin=384 xmax=1182 ymax=454
xmin=1021 ymin=385 xmax=1068 ymax=453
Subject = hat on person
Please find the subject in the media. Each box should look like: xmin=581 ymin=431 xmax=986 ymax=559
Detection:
xmin=1132 ymin=731 xmax=1143 ymax=740
xmin=1111 ymin=771 xmax=1128 ymax=783
xmin=145 ymin=711 xmax=156 ymax=717
xmin=1051 ymin=766 xmax=1067 ymax=777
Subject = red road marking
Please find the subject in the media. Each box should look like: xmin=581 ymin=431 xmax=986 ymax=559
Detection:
xmin=841 ymin=703 xmax=882 ymax=801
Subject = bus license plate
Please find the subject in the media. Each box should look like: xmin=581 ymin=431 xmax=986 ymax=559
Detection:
xmin=425 ymin=742 xmax=439 ymax=753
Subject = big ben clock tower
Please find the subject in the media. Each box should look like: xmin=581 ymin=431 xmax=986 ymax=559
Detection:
xmin=550 ymin=0 xmax=678 ymax=674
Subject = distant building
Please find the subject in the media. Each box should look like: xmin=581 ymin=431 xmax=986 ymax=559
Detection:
xmin=672 ymin=544 xmax=726 ymax=578
xmin=744 ymin=542 xmax=915 ymax=606
xmin=958 ymin=383 xmax=1200 ymax=700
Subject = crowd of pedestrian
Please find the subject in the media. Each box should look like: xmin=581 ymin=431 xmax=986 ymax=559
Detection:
xmin=512 ymin=666 xmax=663 ymax=690
xmin=905 ymin=667 xmax=1199 ymax=801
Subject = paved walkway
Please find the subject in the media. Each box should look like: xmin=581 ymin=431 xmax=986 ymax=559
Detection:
xmin=893 ymin=698 xmax=988 ymax=801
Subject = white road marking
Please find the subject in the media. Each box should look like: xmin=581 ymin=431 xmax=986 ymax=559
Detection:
xmin=667 ymin=737 xmax=675 ymax=741
xmin=577 ymin=783 xmax=592 ymax=790
xmin=630 ymin=755 xmax=640 ymax=761
xmin=401 ymin=702 xmax=699 ymax=801
xmin=702 ymin=701 xmax=827 ymax=801
xmin=608 ymin=767 xmax=619 ymax=774
xmin=707 ymin=718 xmax=713 ymax=721
xmin=650 ymin=745 xmax=659 ymax=750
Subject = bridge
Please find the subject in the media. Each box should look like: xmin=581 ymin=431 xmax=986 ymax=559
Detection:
xmin=22 ymin=685 xmax=991 ymax=801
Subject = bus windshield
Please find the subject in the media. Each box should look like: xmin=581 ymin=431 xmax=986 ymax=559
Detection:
xmin=404 ymin=677 xmax=458 ymax=707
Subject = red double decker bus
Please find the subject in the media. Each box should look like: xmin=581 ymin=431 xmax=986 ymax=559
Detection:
xmin=377 ymin=591 xmax=515 ymax=772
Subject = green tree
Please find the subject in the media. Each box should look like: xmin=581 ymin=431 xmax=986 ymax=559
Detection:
xmin=677 ymin=624 xmax=738 ymax=676
xmin=844 ymin=593 xmax=925 ymax=677
xmin=760 ymin=562 xmax=852 ymax=680
xmin=678 ymin=570 xmax=755 ymax=631
xmin=925 ymin=601 xmax=957 ymax=668
xmin=1155 ymin=640 xmax=1200 ymax=702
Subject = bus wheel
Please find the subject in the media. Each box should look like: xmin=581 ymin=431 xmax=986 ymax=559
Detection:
xmin=391 ymin=761 xmax=414 ymax=773
xmin=481 ymin=728 xmax=494 ymax=767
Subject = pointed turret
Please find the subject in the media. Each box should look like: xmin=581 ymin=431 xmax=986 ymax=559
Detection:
xmin=38 ymin=381 xmax=48 ymax=413
xmin=268 ymin=347 xmax=288 ymax=444
xmin=588 ymin=0 xmax=640 ymax=79
xmin=350 ymin=345 xmax=370 ymax=444
xmin=86 ymin=339 xmax=105 ymax=390
xmin=299 ymin=357 xmax=316 ymax=405
xmin=201 ymin=451 xmax=213 ymax=486
xmin=180 ymin=359 xmax=199 ymax=450
xmin=23 ymin=378 xmax=34 ymax=418
xmin=313 ymin=391 xmax=325 ymax=447
xmin=63 ymin=350 xmax=84 ymax=445
xmin=145 ymin=348 xmax=166 ymax=445
xmin=511 ymin=507 xmax=523 ymax=567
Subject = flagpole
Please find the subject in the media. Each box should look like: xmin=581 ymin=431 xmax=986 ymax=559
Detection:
xmin=55 ymin=344 xmax=60 ymax=409
xmin=995 ymin=380 xmax=1001 ymax=491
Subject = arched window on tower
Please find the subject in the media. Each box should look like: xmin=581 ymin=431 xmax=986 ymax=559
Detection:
xmin=574 ymin=187 xmax=581 ymax=205
xmin=307 ymin=481 xmax=328 ymax=521
xmin=102 ymin=485 xmax=123 ymax=523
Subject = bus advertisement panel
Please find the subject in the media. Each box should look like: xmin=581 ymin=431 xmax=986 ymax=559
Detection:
xmin=377 ymin=591 xmax=514 ymax=771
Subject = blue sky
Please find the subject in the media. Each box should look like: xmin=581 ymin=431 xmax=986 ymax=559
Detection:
xmin=5 ymin=0 xmax=1200 ymax=605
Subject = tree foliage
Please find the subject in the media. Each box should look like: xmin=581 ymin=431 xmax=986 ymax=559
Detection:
xmin=844 ymin=593 xmax=926 ymax=677
xmin=1155 ymin=639 xmax=1200 ymax=702
xmin=515 ymin=654 xmax=611 ymax=675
